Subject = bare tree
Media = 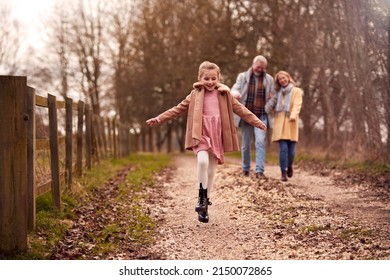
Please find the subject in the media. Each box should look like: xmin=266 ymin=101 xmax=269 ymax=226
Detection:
xmin=107 ymin=0 xmax=137 ymax=134
xmin=68 ymin=0 xmax=106 ymax=115
xmin=0 ymin=7 xmax=22 ymax=75
xmin=34 ymin=0 xmax=389 ymax=161
xmin=44 ymin=2 xmax=73 ymax=99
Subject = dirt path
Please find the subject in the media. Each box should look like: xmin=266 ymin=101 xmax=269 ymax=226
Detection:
xmin=266 ymin=163 xmax=390 ymax=231
xmin=149 ymin=155 xmax=390 ymax=260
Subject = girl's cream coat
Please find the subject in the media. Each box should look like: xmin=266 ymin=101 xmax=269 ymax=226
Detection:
xmin=157 ymin=83 xmax=265 ymax=152
xmin=269 ymin=87 xmax=303 ymax=142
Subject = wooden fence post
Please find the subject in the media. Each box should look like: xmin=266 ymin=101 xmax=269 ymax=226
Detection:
xmin=94 ymin=115 xmax=103 ymax=158
xmin=48 ymin=94 xmax=61 ymax=209
xmin=0 ymin=76 xmax=28 ymax=253
xmin=85 ymin=104 xmax=92 ymax=169
xmin=65 ymin=97 xmax=73 ymax=188
xmin=112 ymin=117 xmax=118 ymax=158
xmin=76 ymin=101 xmax=84 ymax=176
xmin=91 ymin=114 xmax=100 ymax=163
xmin=119 ymin=126 xmax=124 ymax=157
xmin=27 ymin=87 xmax=36 ymax=231
xmin=106 ymin=117 xmax=112 ymax=156
xmin=101 ymin=117 xmax=108 ymax=157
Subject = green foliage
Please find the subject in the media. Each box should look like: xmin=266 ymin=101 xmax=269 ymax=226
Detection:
xmin=80 ymin=158 xmax=129 ymax=191
xmin=79 ymin=154 xmax=171 ymax=256
xmin=295 ymin=152 xmax=389 ymax=177
xmin=300 ymin=225 xmax=331 ymax=233
xmin=118 ymin=154 xmax=171 ymax=196
xmin=126 ymin=205 xmax=156 ymax=245
xmin=340 ymin=228 xmax=375 ymax=240
xmin=342 ymin=161 xmax=390 ymax=176
xmin=36 ymin=192 xmax=54 ymax=212
xmin=100 ymin=224 xmax=123 ymax=243
xmin=226 ymin=150 xmax=279 ymax=164
xmin=226 ymin=151 xmax=241 ymax=159
xmin=4 ymin=154 xmax=172 ymax=260
xmin=265 ymin=150 xmax=279 ymax=165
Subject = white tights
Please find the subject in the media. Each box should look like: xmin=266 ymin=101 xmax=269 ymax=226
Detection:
xmin=196 ymin=150 xmax=218 ymax=199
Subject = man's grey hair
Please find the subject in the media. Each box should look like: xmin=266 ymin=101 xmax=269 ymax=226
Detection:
xmin=253 ymin=55 xmax=268 ymax=65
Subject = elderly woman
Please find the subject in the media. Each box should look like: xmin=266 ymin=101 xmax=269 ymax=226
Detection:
xmin=265 ymin=71 xmax=303 ymax=181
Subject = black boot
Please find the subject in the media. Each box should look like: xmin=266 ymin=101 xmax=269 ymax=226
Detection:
xmin=198 ymin=191 xmax=209 ymax=223
xmin=198 ymin=207 xmax=209 ymax=223
xmin=281 ymin=172 xmax=288 ymax=181
xmin=195 ymin=184 xmax=208 ymax=212
xmin=287 ymin=165 xmax=293 ymax=178
xmin=195 ymin=184 xmax=209 ymax=223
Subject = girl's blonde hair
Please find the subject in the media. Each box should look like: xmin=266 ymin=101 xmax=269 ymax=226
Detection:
xmin=274 ymin=70 xmax=296 ymax=91
xmin=198 ymin=61 xmax=221 ymax=80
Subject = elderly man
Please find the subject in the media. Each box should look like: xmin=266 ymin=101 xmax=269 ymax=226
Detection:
xmin=231 ymin=55 xmax=274 ymax=179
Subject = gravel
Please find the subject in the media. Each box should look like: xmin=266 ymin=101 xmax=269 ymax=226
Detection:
xmin=147 ymin=155 xmax=390 ymax=260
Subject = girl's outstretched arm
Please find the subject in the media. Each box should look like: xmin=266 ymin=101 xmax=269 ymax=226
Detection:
xmin=231 ymin=97 xmax=267 ymax=131
xmin=146 ymin=117 xmax=159 ymax=127
xmin=146 ymin=91 xmax=193 ymax=127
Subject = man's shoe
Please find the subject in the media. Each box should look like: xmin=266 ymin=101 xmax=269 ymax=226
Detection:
xmin=281 ymin=172 xmax=288 ymax=181
xmin=256 ymin=172 xmax=267 ymax=179
xmin=243 ymin=171 xmax=249 ymax=176
xmin=287 ymin=166 xmax=293 ymax=178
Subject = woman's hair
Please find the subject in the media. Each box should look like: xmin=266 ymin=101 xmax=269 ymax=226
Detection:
xmin=198 ymin=61 xmax=221 ymax=80
xmin=274 ymin=70 xmax=296 ymax=91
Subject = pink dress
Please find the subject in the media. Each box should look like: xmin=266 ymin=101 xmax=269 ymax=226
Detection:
xmin=192 ymin=89 xmax=224 ymax=164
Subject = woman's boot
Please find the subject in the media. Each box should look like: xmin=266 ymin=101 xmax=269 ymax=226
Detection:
xmin=281 ymin=172 xmax=288 ymax=181
xmin=287 ymin=165 xmax=293 ymax=177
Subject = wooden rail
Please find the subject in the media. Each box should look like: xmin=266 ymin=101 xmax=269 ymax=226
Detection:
xmin=0 ymin=75 xmax=126 ymax=255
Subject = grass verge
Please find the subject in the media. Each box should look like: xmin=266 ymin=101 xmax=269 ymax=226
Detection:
xmin=227 ymin=147 xmax=389 ymax=177
xmin=0 ymin=154 xmax=171 ymax=260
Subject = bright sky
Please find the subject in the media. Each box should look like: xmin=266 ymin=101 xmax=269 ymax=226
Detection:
xmin=0 ymin=0 xmax=55 ymax=49
xmin=2 ymin=0 xmax=53 ymax=20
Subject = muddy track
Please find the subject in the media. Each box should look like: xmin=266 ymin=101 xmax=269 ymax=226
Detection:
xmin=148 ymin=155 xmax=390 ymax=260
xmin=50 ymin=155 xmax=389 ymax=260
xmin=51 ymin=165 xmax=158 ymax=260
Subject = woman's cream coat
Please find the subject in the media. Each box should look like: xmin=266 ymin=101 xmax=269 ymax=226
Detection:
xmin=157 ymin=83 xmax=265 ymax=152
xmin=265 ymin=87 xmax=303 ymax=142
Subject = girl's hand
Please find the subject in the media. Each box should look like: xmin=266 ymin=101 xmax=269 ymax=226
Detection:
xmin=146 ymin=117 xmax=159 ymax=127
